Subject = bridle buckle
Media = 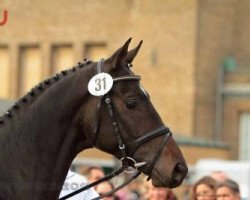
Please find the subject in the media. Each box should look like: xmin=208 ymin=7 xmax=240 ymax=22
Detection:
xmin=119 ymin=144 xmax=125 ymax=150
xmin=120 ymin=157 xmax=146 ymax=173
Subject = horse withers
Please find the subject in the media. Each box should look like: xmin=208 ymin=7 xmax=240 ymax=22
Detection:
xmin=0 ymin=38 xmax=187 ymax=200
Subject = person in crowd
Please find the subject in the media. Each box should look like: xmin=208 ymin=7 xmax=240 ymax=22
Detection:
xmin=86 ymin=166 xmax=105 ymax=184
xmin=143 ymin=180 xmax=177 ymax=200
xmin=113 ymin=184 xmax=131 ymax=200
xmin=127 ymin=179 xmax=141 ymax=200
xmin=95 ymin=181 xmax=119 ymax=200
xmin=59 ymin=170 xmax=99 ymax=200
xmin=192 ymin=176 xmax=216 ymax=200
xmin=216 ymin=179 xmax=241 ymax=200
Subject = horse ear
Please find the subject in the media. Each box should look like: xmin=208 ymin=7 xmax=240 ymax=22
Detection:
xmin=125 ymin=40 xmax=143 ymax=64
xmin=105 ymin=38 xmax=132 ymax=71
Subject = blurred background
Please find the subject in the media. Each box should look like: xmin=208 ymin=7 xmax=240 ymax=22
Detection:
xmin=0 ymin=0 xmax=250 ymax=199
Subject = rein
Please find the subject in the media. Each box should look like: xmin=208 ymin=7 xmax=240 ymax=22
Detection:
xmin=59 ymin=60 xmax=172 ymax=200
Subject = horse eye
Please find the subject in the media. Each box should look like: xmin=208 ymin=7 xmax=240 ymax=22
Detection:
xmin=126 ymin=98 xmax=137 ymax=109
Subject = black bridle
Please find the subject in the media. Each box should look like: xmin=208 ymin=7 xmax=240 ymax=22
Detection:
xmin=59 ymin=60 xmax=172 ymax=200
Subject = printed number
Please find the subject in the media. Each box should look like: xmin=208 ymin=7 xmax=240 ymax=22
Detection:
xmin=95 ymin=77 xmax=106 ymax=91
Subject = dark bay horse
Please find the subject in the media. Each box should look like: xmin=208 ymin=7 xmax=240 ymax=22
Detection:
xmin=0 ymin=38 xmax=187 ymax=200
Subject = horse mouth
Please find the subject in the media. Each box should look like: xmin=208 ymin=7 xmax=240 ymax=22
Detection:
xmin=151 ymin=171 xmax=182 ymax=188
xmin=151 ymin=164 xmax=187 ymax=188
xmin=151 ymin=169 xmax=170 ymax=187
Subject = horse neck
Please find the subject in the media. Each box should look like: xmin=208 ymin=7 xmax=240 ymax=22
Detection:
xmin=0 ymin=65 xmax=95 ymax=199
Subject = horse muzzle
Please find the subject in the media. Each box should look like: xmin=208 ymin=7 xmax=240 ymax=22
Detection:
xmin=151 ymin=161 xmax=188 ymax=188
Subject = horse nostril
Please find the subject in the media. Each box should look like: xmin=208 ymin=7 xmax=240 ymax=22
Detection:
xmin=173 ymin=163 xmax=188 ymax=178
xmin=170 ymin=163 xmax=188 ymax=187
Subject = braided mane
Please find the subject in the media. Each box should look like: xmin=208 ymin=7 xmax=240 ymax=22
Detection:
xmin=0 ymin=60 xmax=93 ymax=125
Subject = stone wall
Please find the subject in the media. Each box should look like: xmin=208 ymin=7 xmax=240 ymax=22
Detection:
xmin=0 ymin=0 xmax=198 ymax=137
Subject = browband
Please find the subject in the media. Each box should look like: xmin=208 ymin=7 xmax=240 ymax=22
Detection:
xmin=97 ymin=59 xmax=141 ymax=83
xmin=113 ymin=75 xmax=141 ymax=82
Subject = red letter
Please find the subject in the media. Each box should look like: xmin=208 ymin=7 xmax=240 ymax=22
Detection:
xmin=0 ymin=10 xmax=8 ymax=26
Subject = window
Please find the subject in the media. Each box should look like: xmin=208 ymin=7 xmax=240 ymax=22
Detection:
xmin=51 ymin=45 xmax=74 ymax=73
xmin=84 ymin=43 xmax=107 ymax=61
xmin=0 ymin=46 xmax=10 ymax=99
xmin=18 ymin=46 xmax=42 ymax=97
xmin=239 ymin=112 xmax=250 ymax=161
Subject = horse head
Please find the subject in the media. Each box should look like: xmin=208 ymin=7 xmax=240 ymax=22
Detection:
xmin=80 ymin=38 xmax=188 ymax=188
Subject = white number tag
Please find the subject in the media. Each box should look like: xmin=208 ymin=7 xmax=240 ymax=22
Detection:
xmin=88 ymin=73 xmax=113 ymax=96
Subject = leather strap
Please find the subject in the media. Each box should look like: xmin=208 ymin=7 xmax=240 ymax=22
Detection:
xmin=129 ymin=126 xmax=170 ymax=155
xmin=146 ymin=131 xmax=172 ymax=180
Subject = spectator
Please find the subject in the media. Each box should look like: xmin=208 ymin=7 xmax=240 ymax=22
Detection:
xmin=192 ymin=176 xmax=216 ymax=200
xmin=216 ymin=179 xmax=241 ymax=200
xmin=86 ymin=166 xmax=105 ymax=184
xmin=95 ymin=181 xmax=119 ymax=200
xmin=143 ymin=180 xmax=177 ymax=200
xmin=127 ymin=180 xmax=141 ymax=200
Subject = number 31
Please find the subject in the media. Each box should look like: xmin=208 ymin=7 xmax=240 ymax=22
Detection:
xmin=95 ymin=77 xmax=106 ymax=91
